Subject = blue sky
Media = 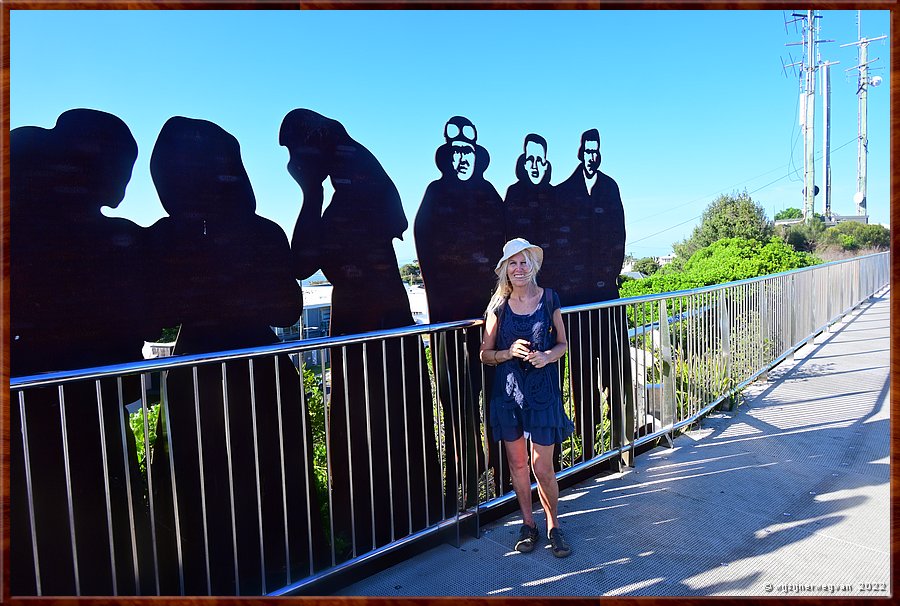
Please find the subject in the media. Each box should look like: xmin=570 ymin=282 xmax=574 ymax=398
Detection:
xmin=9 ymin=9 xmax=891 ymax=263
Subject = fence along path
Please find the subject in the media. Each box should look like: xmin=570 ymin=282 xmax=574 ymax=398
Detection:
xmin=337 ymin=288 xmax=890 ymax=597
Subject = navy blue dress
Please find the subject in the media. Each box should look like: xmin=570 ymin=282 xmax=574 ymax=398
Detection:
xmin=489 ymin=288 xmax=575 ymax=446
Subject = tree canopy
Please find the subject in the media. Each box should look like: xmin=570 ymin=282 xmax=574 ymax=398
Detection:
xmin=673 ymin=191 xmax=773 ymax=261
xmin=819 ymin=221 xmax=890 ymax=251
xmin=632 ymin=257 xmax=660 ymax=276
xmin=399 ymin=261 xmax=423 ymax=285
xmin=621 ymin=236 xmax=820 ymax=299
xmin=774 ymin=207 xmax=803 ymax=221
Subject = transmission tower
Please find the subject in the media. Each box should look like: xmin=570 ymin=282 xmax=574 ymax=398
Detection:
xmin=840 ymin=11 xmax=886 ymax=218
xmin=783 ymin=11 xmax=834 ymax=223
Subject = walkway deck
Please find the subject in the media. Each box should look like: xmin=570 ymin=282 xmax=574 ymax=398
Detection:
xmin=337 ymin=289 xmax=891 ymax=597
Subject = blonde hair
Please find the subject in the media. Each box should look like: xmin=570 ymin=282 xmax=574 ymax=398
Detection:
xmin=485 ymin=247 xmax=542 ymax=316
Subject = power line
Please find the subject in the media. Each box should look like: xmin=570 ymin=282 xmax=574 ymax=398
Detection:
xmin=626 ymin=136 xmax=856 ymax=248
xmin=628 ymin=163 xmax=791 ymax=227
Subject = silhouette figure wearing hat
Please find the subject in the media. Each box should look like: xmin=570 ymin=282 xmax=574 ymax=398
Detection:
xmin=414 ymin=117 xmax=505 ymax=512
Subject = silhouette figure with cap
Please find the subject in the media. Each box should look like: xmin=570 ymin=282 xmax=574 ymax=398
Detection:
xmin=415 ymin=116 xmax=505 ymax=512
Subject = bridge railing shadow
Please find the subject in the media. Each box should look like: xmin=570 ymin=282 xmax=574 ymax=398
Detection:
xmin=507 ymin=300 xmax=889 ymax=597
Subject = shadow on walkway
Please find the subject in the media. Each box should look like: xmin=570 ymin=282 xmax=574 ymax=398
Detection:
xmin=337 ymin=290 xmax=890 ymax=597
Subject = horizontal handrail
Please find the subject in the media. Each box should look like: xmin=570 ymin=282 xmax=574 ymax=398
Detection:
xmin=12 ymin=252 xmax=887 ymax=389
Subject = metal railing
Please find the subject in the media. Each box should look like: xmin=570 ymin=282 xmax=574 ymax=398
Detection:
xmin=9 ymin=252 xmax=889 ymax=597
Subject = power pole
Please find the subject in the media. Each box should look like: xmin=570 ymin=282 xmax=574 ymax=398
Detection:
xmin=822 ymin=60 xmax=839 ymax=220
xmin=803 ymin=10 xmax=817 ymax=223
xmin=821 ymin=61 xmax=830 ymax=220
xmin=841 ymin=12 xmax=886 ymax=218
xmin=785 ymin=11 xmax=823 ymax=223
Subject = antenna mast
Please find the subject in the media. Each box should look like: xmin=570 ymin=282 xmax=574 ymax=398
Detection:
xmin=841 ymin=11 xmax=886 ymax=218
xmin=785 ymin=11 xmax=822 ymax=223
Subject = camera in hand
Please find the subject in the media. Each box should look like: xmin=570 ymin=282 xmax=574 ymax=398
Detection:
xmin=518 ymin=342 xmax=534 ymax=372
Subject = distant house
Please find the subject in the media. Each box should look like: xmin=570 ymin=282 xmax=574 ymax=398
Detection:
xmin=273 ymin=283 xmax=332 ymax=342
xmin=272 ymin=282 xmax=431 ymax=366
xmin=406 ymin=284 xmax=429 ymax=325
xmin=142 ymin=341 xmax=176 ymax=359
xmin=656 ymin=254 xmax=676 ymax=266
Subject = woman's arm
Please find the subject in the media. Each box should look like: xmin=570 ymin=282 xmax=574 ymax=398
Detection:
xmin=480 ymin=312 xmax=531 ymax=366
xmin=525 ymin=308 xmax=568 ymax=369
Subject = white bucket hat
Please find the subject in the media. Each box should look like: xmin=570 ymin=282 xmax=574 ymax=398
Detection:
xmin=494 ymin=237 xmax=544 ymax=275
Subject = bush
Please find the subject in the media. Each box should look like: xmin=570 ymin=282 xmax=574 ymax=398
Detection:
xmin=130 ymin=403 xmax=160 ymax=478
xmin=820 ymin=221 xmax=890 ymax=251
xmin=673 ymin=191 xmax=773 ymax=261
xmin=621 ymin=236 xmax=820 ymax=299
xmin=632 ymin=257 xmax=660 ymax=276
xmin=775 ymin=207 xmax=803 ymax=221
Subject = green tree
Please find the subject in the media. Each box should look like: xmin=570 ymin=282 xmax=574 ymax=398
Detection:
xmin=621 ymin=236 xmax=820 ymax=299
xmin=400 ymin=261 xmax=423 ymax=285
xmin=777 ymin=215 xmax=826 ymax=253
xmin=674 ymin=191 xmax=773 ymax=261
xmin=632 ymin=257 xmax=660 ymax=276
xmin=820 ymin=221 xmax=890 ymax=251
xmin=775 ymin=207 xmax=803 ymax=221
xmin=156 ymin=325 xmax=181 ymax=343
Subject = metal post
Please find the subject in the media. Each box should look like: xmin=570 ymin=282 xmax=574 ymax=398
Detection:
xmin=803 ymin=10 xmax=816 ymax=223
xmin=718 ymin=291 xmax=733 ymax=410
xmin=658 ymin=300 xmax=675 ymax=442
xmin=822 ymin=61 xmax=832 ymax=219
xmin=857 ymin=39 xmax=868 ymax=215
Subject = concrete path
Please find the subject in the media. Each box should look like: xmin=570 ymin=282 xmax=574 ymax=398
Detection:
xmin=337 ymin=290 xmax=890 ymax=597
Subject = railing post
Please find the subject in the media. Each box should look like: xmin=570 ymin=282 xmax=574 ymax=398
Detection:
xmin=758 ymin=282 xmax=769 ymax=382
xmin=717 ymin=290 xmax=733 ymax=411
xmin=658 ymin=300 xmax=676 ymax=440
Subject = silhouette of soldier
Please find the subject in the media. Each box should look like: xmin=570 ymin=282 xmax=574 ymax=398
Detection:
xmin=504 ymin=133 xmax=555 ymax=270
xmin=10 ymin=109 xmax=154 ymax=595
xmin=280 ymin=108 xmax=441 ymax=557
xmin=554 ymin=129 xmax=634 ymax=464
xmin=414 ymin=116 xmax=504 ymax=511
xmin=147 ymin=116 xmax=325 ymax=595
xmin=501 ymin=133 xmax=564 ymax=478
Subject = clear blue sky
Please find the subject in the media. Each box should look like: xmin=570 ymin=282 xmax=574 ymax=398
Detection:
xmin=10 ymin=9 xmax=891 ymax=263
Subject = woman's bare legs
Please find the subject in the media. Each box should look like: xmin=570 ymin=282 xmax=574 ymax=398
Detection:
xmin=530 ymin=441 xmax=560 ymax=531
xmin=505 ymin=438 xmax=561 ymax=530
xmin=504 ymin=437 xmax=535 ymax=527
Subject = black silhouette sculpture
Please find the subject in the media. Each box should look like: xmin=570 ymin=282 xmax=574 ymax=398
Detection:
xmin=501 ymin=133 xmax=561 ymax=477
xmin=9 ymin=109 xmax=154 ymax=596
xmin=414 ymin=116 xmax=505 ymax=511
xmin=504 ymin=133 xmax=554 ymax=251
xmin=280 ymin=108 xmax=441 ymax=557
xmin=147 ymin=116 xmax=325 ymax=595
xmin=554 ymin=128 xmax=634 ymax=462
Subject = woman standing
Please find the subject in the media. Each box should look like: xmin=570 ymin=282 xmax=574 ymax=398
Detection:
xmin=479 ymin=238 xmax=574 ymax=557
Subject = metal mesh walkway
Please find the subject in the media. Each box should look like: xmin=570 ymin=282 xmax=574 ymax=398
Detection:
xmin=336 ymin=289 xmax=890 ymax=597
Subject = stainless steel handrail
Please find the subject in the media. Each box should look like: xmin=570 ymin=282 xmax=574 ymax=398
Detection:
xmin=9 ymin=251 xmax=889 ymax=597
